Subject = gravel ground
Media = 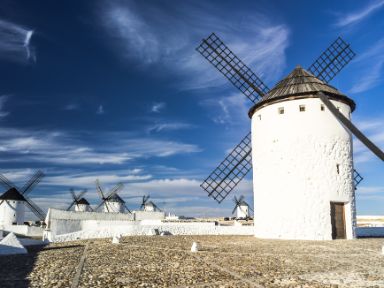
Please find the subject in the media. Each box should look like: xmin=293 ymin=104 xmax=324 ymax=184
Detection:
xmin=0 ymin=236 xmax=383 ymax=287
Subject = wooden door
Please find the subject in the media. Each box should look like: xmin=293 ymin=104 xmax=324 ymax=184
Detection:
xmin=330 ymin=202 xmax=346 ymax=239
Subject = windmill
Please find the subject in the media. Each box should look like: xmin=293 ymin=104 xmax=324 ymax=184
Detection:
xmin=140 ymin=195 xmax=162 ymax=212
xmin=66 ymin=188 xmax=92 ymax=212
xmin=0 ymin=170 xmax=46 ymax=226
xmin=95 ymin=179 xmax=131 ymax=213
xmin=197 ymin=33 xmax=383 ymax=240
xmin=232 ymin=195 xmax=252 ymax=220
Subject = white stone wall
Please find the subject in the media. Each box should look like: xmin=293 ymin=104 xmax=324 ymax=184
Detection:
xmin=45 ymin=209 xmax=165 ymax=239
xmin=1 ymin=224 xmax=43 ymax=237
xmin=0 ymin=200 xmax=24 ymax=226
xmin=51 ymin=222 xmax=254 ymax=242
xmin=251 ymin=97 xmax=355 ymax=240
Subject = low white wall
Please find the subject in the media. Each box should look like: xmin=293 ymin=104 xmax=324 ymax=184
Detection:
xmin=1 ymin=225 xmax=43 ymax=237
xmin=45 ymin=209 xmax=165 ymax=240
xmin=51 ymin=222 xmax=254 ymax=242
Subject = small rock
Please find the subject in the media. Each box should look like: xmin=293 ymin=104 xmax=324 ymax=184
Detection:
xmin=191 ymin=242 xmax=200 ymax=252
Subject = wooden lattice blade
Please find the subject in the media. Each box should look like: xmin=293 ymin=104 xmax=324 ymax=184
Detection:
xmin=196 ymin=33 xmax=269 ymax=103
xmin=200 ymin=132 xmax=252 ymax=203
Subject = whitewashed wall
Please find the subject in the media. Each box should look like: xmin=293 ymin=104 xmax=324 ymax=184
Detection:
xmin=0 ymin=200 xmax=24 ymax=226
xmin=251 ymin=97 xmax=355 ymax=240
xmin=45 ymin=209 xmax=165 ymax=239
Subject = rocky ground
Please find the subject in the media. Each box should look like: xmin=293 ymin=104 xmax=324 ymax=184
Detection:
xmin=0 ymin=235 xmax=383 ymax=287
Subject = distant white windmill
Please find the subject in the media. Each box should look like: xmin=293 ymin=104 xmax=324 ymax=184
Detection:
xmin=95 ymin=180 xmax=131 ymax=213
xmin=232 ymin=196 xmax=252 ymax=220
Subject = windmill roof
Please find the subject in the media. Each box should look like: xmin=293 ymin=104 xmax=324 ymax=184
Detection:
xmin=248 ymin=66 xmax=355 ymax=117
xmin=0 ymin=188 xmax=26 ymax=201
xmin=107 ymin=193 xmax=125 ymax=203
xmin=77 ymin=198 xmax=90 ymax=205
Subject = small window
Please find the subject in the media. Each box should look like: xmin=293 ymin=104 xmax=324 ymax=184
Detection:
xmin=278 ymin=107 xmax=284 ymax=114
xmin=320 ymin=104 xmax=325 ymax=111
xmin=336 ymin=106 xmax=340 ymax=111
xmin=257 ymin=115 xmax=261 ymax=120
xmin=336 ymin=164 xmax=340 ymax=174
xmin=299 ymin=105 xmax=305 ymax=112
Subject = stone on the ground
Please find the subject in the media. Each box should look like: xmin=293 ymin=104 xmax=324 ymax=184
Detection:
xmin=191 ymin=241 xmax=200 ymax=252
xmin=0 ymin=232 xmax=28 ymax=255
xmin=112 ymin=234 xmax=121 ymax=244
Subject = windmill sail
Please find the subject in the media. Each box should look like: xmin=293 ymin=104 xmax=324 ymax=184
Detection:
xmin=200 ymin=133 xmax=252 ymax=203
xmin=308 ymin=37 xmax=355 ymax=83
xmin=196 ymin=33 xmax=269 ymax=103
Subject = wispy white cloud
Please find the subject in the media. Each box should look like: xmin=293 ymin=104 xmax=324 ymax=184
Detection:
xmin=64 ymin=103 xmax=80 ymax=111
xmin=335 ymin=0 xmax=384 ymax=27
xmin=96 ymin=104 xmax=105 ymax=114
xmin=349 ymin=38 xmax=384 ymax=94
xmin=199 ymin=92 xmax=249 ymax=125
xmin=0 ymin=19 xmax=35 ymax=63
xmin=358 ymin=186 xmax=384 ymax=194
xmin=150 ymin=102 xmax=166 ymax=113
xmin=100 ymin=1 xmax=289 ymax=88
xmin=147 ymin=121 xmax=194 ymax=133
xmin=0 ymin=95 xmax=9 ymax=118
xmin=0 ymin=127 xmax=201 ymax=165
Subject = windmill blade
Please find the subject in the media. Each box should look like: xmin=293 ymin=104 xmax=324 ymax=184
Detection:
xmin=353 ymin=169 xmax=363 ymax=189
xmin=233 ymin=196 xmax=238 ymax=204
xmin=96 ymin=179 xmax=105 ymax=200
xmin=70 ymin=188 xmax=77 ymax=201
xmin=141 ymin=195 xmax=149 ymax=208
xmin=232 ymin=205 xmax=237 ymax=215
xmin=123 ymin=203 xmax=131 ymax=213
xmin=0 ymin=200 xmax=4 ymax=206
xmin=95 ymin=199 xmax=108 ymax=212
xmin=200 ymin=132 xmax=252 ymax=203
xmin=248 ymin=205 xmax=254 ymax=212
xmin=318 ymin=92 xmax=384 ymax=161
xmin=196 ymin=33 xmax=270 ymax=103
xmin=152 ymin=202 xmax=162 ymax=212
xmin=76 ymin=189 xmax=87 ymax=201
xmin=21 ymin=170 xmax=45 ymax=196
xmin=107 ymin=182 xmax=124 ymax=198
xmin=66 ymin=201 xmax=76 ymax=211
xmin=0 ymin=174 xmax=15 ymax=189
xmin=24 ymin=196 xmax=45 ymax=221
xmin=308 ymin=37 xmax=355 ymax=83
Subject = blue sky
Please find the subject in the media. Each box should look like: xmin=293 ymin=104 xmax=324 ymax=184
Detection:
xmin=0 ymin=0 xmax=383 ymax=219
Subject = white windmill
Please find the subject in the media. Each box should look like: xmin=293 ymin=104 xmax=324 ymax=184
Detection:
xmin=95 ymin=179 xmax=131 ymax=213
xmin=140 ymin=195 xmax=162 ymax=212
xmin=0 ymin=171 xmax=46 ymax=226
xmin=66 ymin=188 xmax=92 ymax=212
xmin=197 ymin=34 xmax=382 ymax=240
xmin=232 ymin=195 xmax=252 ymax=219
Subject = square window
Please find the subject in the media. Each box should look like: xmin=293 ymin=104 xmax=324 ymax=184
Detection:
xmin=299 ymin=105 xmax=305 ymax=112
xmin=257 ymin=115 xmax=261 ymax=120
xmin=278 ymin=107 xmax=284 ymax=114
xmin=321 ymin=104 xmax=325 ymax=111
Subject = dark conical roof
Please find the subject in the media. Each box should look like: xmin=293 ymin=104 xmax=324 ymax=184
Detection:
xmin=0 ymin=187 xmax=26 ymax=201
xmin=77 ymin=198 xmax=90 ymax=205
xmin=107 ymin=193 xmax=125 ymax=203
xmin=249 ymin=66 xmax=355 ymax=117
